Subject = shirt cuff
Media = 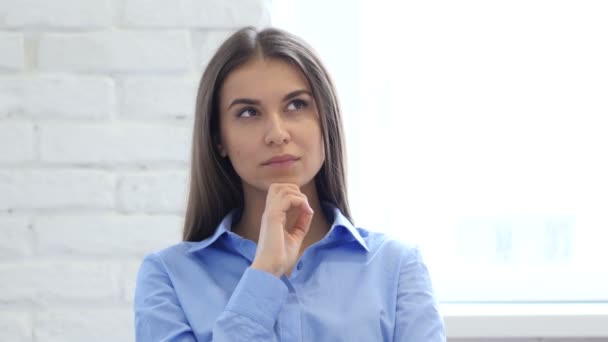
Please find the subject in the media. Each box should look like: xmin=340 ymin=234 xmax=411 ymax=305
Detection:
xmin=224 ymin=266 xmax=289 ymax=330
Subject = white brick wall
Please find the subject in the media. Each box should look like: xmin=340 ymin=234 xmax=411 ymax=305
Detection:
xmin=0 ymin=1 xmax=270 ymax=340
xmin=35 ymin=309 xmax=133 ymax=342
xmin=124 ymin=0 xmax=269 ymax=28
xmin=117 ymin=171 xmax=189 ymax=213
xmin=0 ymin=311 xmax=31 ymax=341
xmin=122 ymin=76 xmax=198 ymax=119
xmin=1 ymin=0 xmax=115 ymax=29
xmin=0 ymin=122 xmax=34 ymax=162
xmin=0 ymin=260 xmax=122 ymax=303
xmin=0 ymin=76 xmax=115 ymax=119
xmin=39 ymin=123 xmax=191 ymax=164
xmin=39 ymin=32 xmax=193 ymax=72
xmin=0 ymin=217 xmax=32 ymax=258
xmin=0 ymin=32 xmax=24 ymax=70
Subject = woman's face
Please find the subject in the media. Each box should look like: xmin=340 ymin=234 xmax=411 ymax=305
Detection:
xmin=218 ymin=57 xmax=325 ymax=192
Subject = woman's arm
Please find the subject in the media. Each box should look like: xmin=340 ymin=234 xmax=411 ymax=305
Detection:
xmin=393 ymin=246 xmax=446 ymax=342
xmin=134 ymin=252 xmax=288 ymax=342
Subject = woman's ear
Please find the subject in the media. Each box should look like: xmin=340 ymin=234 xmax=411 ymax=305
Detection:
xmin=217 ymin=144 xmax=227 ymax=157
xmin=214 ymin=135 xmax=227 ymax=157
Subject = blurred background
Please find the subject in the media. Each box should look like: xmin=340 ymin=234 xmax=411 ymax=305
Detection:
xmin=1 ymin=0 xmax=607 ymax=341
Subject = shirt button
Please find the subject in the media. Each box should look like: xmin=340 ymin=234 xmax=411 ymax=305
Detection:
xmin=296 ymin=261 xmax=303 ymax=270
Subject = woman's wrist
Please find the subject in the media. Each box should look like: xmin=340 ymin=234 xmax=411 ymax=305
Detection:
xmin=251 ymin=260 xmax=283 ymax=278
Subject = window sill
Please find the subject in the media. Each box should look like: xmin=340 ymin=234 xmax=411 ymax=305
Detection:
xmin=441 ymin=303 xmax=608 ymax=338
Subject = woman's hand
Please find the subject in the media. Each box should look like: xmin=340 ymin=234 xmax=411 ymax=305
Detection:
xmin=251 ymin=183 xmax=314 ymax=277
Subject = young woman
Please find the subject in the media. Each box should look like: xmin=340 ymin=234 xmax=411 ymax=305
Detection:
xmin=134 ymin=27 xmax=445 ymax=341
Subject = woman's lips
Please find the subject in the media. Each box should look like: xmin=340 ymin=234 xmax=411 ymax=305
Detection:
xmin=263 ymin=156 xmax=300 ymax=168
xmin=262 ymin=154 xmax=299 ymax=165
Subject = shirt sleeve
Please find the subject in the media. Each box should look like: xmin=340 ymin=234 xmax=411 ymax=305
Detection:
xmin=134 ymin=252 xmax=289 ymax=342
xmin=393 ymin=246 xmax=446 ymax=342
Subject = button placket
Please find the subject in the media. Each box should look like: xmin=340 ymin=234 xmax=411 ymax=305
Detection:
xmin=277 ymin=292 xmax=302 ymax=342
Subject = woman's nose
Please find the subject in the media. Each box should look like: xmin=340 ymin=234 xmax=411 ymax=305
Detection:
xmin=264 ymin=113 xmax=291 ymax=145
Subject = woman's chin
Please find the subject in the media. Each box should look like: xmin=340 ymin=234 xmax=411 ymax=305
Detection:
xmin=255 ymin=176 xmax=306 ymax=190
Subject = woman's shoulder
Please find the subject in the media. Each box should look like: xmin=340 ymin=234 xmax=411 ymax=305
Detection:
xmin=148 ymin=241 xmax=191 ymax=257
xmin=138 ymin=241 xmax=201 ymax=270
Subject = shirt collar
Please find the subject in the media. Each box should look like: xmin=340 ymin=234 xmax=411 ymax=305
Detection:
xmin=186 ymin=202 xmax=369 ymax=254
xmin=185 ymin=208 xmax=238 ymax=254
xmin=322 ymin=202 xmax=370 ymax=252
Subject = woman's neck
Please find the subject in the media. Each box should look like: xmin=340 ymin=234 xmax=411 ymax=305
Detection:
xmin=232 ymin=181 xmax=331 ymax=252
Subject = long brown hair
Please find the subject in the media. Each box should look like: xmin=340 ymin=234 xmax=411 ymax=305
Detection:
xmin=183 ymin=27 xmax=352 ymax=242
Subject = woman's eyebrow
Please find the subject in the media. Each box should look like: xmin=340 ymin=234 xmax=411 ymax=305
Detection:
xmin=227 ymin=89 xmax=312 ymax=110
xmin=227 ymin=98 xmax=260 ymax=110
xmin=283 ymin=89 xmax=312 ymax=101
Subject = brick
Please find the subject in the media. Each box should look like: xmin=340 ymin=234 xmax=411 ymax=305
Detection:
xmin=0 ymin=169 xmax=115 ymax=211
xmin=0 ymin=77 xmax=21 ymax=118
xmin=0 ymin=217 xmax=31 ymax=258
xmin=0 ymin=32 xmax=24 ymax=70
xmin=117 ymin=171 xmax=188 ymax=213
xmin=38 ymin=31 xmax=191 ymax=72
xmin=34 ymin=215 xmax=182 ymax=256
xmin=35 ymin=309 xmax=132 ymax=342
xmin=0 ymin=311 xmax=31 ymax=341
xmin=122 ymin=77 xmax=197 ymax=119
xmin=124 ymin=0 xmax=269 ymax=28
xmin=0 ymin=76 xmax=114 ymax=119
xmin=39 ymin=123 xmax=191 ymax=164
xmin=0 ymin=122 xmax=34 ymax=162
xmin=2 ymin=0 xmax=113 ymax=28
xmin=0 ymin=261 xmax=121 ymax=303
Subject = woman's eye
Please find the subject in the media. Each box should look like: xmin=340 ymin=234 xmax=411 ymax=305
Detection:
xmin=286 ymin=99 xmax=308 ymax=111
xmin=237 ymin=108 xmax=257 ymax=118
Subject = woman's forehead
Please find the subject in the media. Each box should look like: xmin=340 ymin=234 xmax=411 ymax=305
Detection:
xmin=220 ymin=57 xmax=311 ymax=104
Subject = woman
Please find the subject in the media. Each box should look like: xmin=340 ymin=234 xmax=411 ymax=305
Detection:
xmin=134 ymin=26 xmax=445 ymax=341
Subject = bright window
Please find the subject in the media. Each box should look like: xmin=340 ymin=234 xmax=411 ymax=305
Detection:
xmin=272 ymin=0 xmax=608 ymax=303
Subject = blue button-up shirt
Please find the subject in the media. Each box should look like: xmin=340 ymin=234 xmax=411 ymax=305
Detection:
xmin=134 ymin=204 xmax=445 ymax=341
